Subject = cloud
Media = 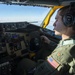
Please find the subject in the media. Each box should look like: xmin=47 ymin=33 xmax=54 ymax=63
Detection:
xmin=0 ymin=16 xmax=38 ymax=22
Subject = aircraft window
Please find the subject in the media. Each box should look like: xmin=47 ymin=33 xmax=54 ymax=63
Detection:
xmin=0 ymin=4 xmax=51 ymax=27
xmin=46 ymin=9 xmax=59 ymax=30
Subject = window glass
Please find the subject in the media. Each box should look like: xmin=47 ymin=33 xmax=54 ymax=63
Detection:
xmin=46 ymin=9 xmax=58 ymax=30
xmin=0 ymin=4 xmax=51 ymax=26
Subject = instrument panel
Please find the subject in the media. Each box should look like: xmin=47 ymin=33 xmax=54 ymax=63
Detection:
xmin=0 ymin=32 xmax=30 ymax=56
xmin=1 ymin=22 xmax=29 ymax=31
xmin=5 ymin=32 xmax=30 ymax=57
xmin=0 ymin=21 xmax=61 ymax=57
xmin=0 ymin=21 xmax=61 ymax=75
xmin=0 ymin=22 xmax=40 ymax=57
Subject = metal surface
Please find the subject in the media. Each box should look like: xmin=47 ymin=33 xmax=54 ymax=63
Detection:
xmin=0 ymin=0 xmax=75 ymax=7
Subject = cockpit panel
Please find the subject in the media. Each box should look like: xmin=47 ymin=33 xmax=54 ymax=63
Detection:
xmin=0 ymin=21 xmax=60 ymax=75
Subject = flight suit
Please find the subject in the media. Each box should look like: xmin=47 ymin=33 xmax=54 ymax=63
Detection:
xmin=16 ymin=38 xmax=75 ymax=75
xmin=34 ymin=38 xmax=75 ymax=75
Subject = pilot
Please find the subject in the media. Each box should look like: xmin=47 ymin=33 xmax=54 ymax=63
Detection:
xmin=16 ymin=4 xmax=75 ymax=75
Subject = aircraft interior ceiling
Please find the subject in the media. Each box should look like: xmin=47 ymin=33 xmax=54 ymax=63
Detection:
xmin=0 ymin=0 xmax=75 ymax=7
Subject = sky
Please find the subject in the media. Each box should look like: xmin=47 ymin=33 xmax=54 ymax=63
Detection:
xmin=0 ymin=4 xmax=57 ymax=30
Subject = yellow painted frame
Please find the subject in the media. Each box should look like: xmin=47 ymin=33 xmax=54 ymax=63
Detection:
xmin=41 ymin=6 xmax=63 ymax=28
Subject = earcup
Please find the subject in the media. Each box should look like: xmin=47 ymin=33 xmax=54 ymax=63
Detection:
xmin=62 ymin=13 xmax=74 ymax=27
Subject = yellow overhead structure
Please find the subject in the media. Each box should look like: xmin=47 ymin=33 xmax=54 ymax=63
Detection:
xmin=41 ymin=6 xmax=63 ymax=28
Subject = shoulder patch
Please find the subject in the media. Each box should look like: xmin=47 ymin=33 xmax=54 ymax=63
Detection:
xmin=47 ymin=57 xmax=59 ymax=69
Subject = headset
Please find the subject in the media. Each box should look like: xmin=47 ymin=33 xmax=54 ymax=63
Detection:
xmin=62 ymin=2 xmax=75 ymax=27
